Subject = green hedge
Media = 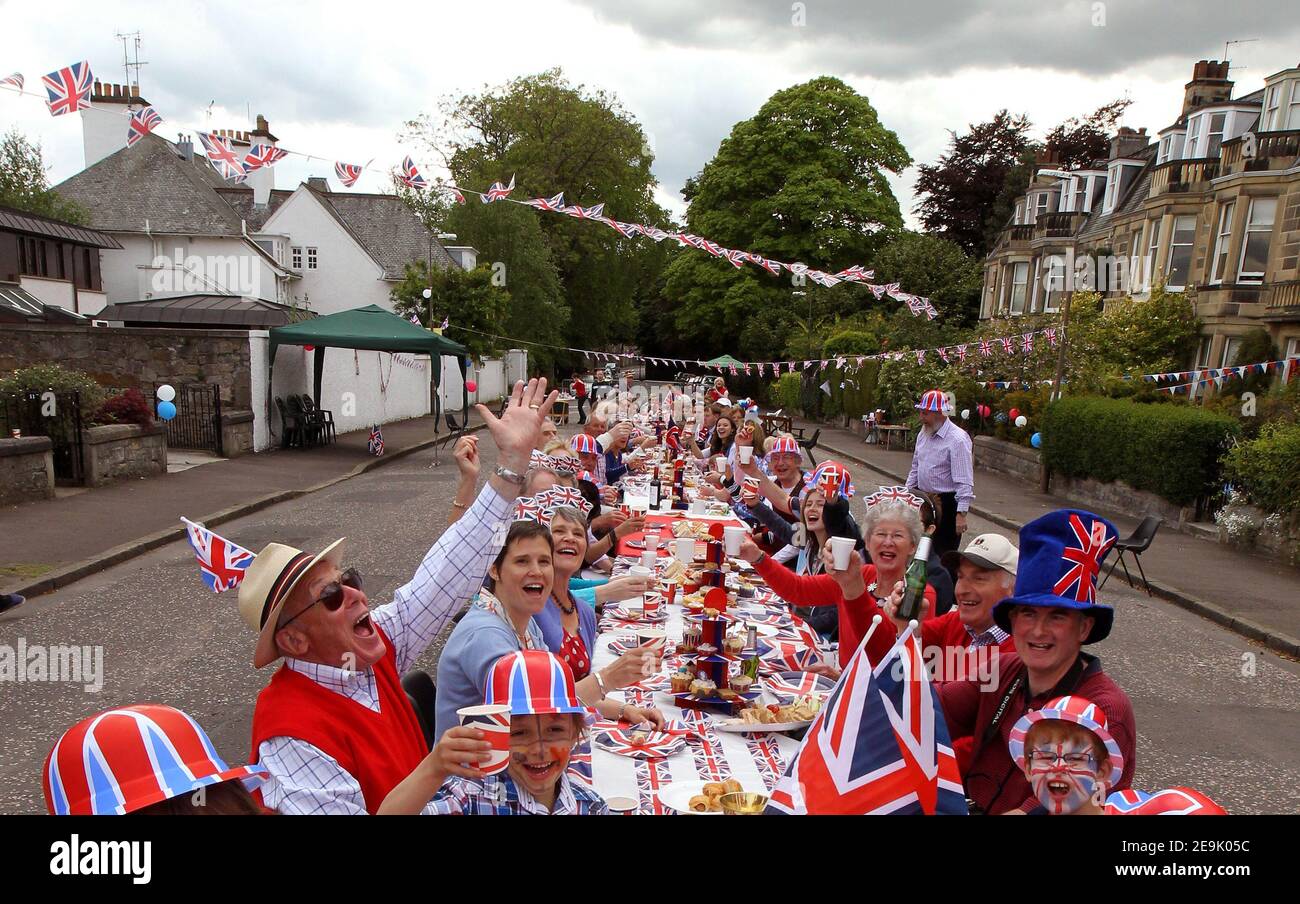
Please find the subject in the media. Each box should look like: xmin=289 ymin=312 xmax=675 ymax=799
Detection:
xmin=1042 ymin=396 xmax=1239 ymax=506
xmin=1222 ymin=422 xmax=1300 ymax=515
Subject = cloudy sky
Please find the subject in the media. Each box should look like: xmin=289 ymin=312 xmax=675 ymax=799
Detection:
xmin=3 ymin=0 xmax=1298 ymax=228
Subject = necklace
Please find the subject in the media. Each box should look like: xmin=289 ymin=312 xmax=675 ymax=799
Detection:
xmin=557 ymin=591 xmax=576 ymax=616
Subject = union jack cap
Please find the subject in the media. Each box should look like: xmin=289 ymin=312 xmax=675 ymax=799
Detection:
xmin=769 ymin=436 xmax=800 ymax=455
xmin=915 ymin=389 xmax=949 ymax=412
xmin=43 ymin=705 xmax=267 ymax=815
xmin=992 ymin=510 xmax=1117 ymax=643
xmin=485 ymin=650 xmax=589 ymax=717
xmin=570 ymin=433 xmax=601 ymax=455
xmin=1007 ymin=695 xmax=1124 ymax=786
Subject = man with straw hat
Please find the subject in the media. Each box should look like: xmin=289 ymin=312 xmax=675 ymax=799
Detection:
xmin=240 ymin=379 xmax=557 ymax=814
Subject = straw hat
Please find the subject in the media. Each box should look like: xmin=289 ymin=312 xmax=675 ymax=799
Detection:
xmin=238 ymin=539 xmax=346 ymax=668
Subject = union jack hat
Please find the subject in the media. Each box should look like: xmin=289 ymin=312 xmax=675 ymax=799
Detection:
xmin=43 ymin=705 xmax=267 ymax=815
xmin=769 ymin=436 xmax=800 ymax=456
xmin=1007 ymin=695 xmax=1124 ymax=786
xmin=485 ymin=650 xmax=590 ymax=717
xmin=915 ymin=389 xmax=950 ymax=413
xmin=570 ymin=433 xmax=602 ymax=455
xmin=238 ymin=538 xmax=346 ymax=668
xmin=803 ymin=460 xmax=855 ymax=499
xmin=1104 ymin=786 xmax=1226 ymax=815
xmin=992 ymin=509 xmax=1117 ymax=643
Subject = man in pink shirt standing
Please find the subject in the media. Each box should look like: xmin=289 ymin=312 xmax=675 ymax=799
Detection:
xmin=905 ymin=389 xmax=974 ymax=558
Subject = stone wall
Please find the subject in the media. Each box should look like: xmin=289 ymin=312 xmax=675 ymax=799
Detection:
xmin=0 ymin=436 xmax=55 ymax=506
xmin=1215 ymin=502 xmax=1300 ymax=566
xmin=221 ymin=410 xmax=254 ymax=458
xmin=80 ymin=424 xmax=167 ymax=487
xmin=974 ymin=436 xmax=1044 ymax=485
xmin=1049 ymin=473 xmax=1190 ymax=527
xmin=1 ymin=324 xmax=253 ymax=409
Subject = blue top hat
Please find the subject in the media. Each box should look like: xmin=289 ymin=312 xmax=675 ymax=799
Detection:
xmin=992 ymin=509 xmax=1118 ymax=644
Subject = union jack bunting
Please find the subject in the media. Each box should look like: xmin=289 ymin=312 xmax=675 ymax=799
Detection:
xmin=537 ymin=486 xmax=592 ymax=517
xmin=725 ymin=249 xmax=749 ymax=269
xmin=397 ymin=156 xmax=427 ymax=190
xmin=126 ymin=105 xmax=163 ymax=148
xmin=525 ymin=192 xmax=565 ymax=211
xmin=915 ymin=349 xmax=925 ymax=365
xmin=641 ymin=226 xmax=669 ymax=242
xmin=604 ymin=219 xmax=637 ymax=238
xmin=512 ymin=496 xmax=546 ymax=524
xmin=979 ymin=339 xmax=993 ymax=357
xmin=865 ymin=486 xmax=926 ymax=509
xmin=181 ymin=517 xmax=256 ymax=593
xmin=243 ymin=144 xmax=288 ymax=172
xmin=937 ymin=347 xmax=949 ymax=364
xmin=0 ymin=72 xmax=23 ymax=91
xmin=999 ymin=336 xmax=1016 ymax=355
xmin=481 ymin=174 xmax=515 ymax=203
xmin=923 ymin=301 xmax=939 ymax=320
xmin=834 ymin=265 xmax=873 ymax=282
xmin=198 ymin=133 xmax=247 ymax=182
xmin=869 ymin=284 xmax=888 ymax=300
xmin=41 ymin=61 xmax=93 ymax=116
xmin=697 ymin=239 xmax=721 ymax=256
xmin=756 ymin=256 xmax=782 ymax=276
xmin=564 ymin=203 xmax=605 ymax=220
xmin=955 ymin=343 xmax=968 ymax=362
xmin=1021 ymin=332 xmax=1035 ymax=353
xmin=1054 ymin=513 xmax=1115 ymax=603
xmin=529 ymin=449 xmax=581 ymax=474
xmin=335 ymin=161 xmax=364 ymax=187
xmin=882 ymin=282 xmax=902 ymax=297
xmin=1044 ymin=327 xmax=1058 ymax=347
xmin=367 ymin=424 xmax=385 ymax=456
xmin=766 ymin=628 xmax=967 ymax=815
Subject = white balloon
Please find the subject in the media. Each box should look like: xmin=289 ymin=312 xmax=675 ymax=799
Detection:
xmin=156 ymin=384 xmax=176 ymax=402
xmin=960 ymin=409 xmax=970 ymax=420
xmin=1015 ymin=415 xmax=1028 ymax=428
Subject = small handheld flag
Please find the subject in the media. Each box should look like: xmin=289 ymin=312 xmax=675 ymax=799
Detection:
xmin=181 ymin=517 xmax=256 ymax=593
xmin=368 ymin=424 xmax=385 ymax=456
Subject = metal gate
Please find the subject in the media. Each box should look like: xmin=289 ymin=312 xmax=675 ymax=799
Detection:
xmin=151 ymin=382 xmax=223 ymax=455
xmin=0 ymin=389 xmax=85 ymax=485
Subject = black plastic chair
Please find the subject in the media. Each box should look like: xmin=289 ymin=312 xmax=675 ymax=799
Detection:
xmin=285 ymin=395 xmax=323 ymax=447
xmin=799 ymin=428 xmax=822 ymax=467
xmin=401 ymin=670 xmax=438 ymax=752
xmin=274 ymin=397 xmax=306 ymax=449
xmin=432 ymin=410 xmax=466 ymax=465
xmin=1099 ymin=515 xmax=1161 ymax=595
xmin=299 ymin=394 xmax=336 ymax=444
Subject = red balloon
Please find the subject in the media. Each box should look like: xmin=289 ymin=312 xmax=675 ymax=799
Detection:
xmin=1009 ymin=408 xmax=1020 ymax=420
xmin=303 ymin=345 xmax=315 ymax=352
xmin=465 ymin=380 xmax=478 ymax=393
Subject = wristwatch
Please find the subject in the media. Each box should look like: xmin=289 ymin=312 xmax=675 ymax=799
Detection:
xmin=493 ymin=465 xmax=525 ymax=485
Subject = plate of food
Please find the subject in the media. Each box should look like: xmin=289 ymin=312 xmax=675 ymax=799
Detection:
xmin=656 ymin=778 xmax=757 ymax=815
xmin=593 ymin=728 xmax=686 ymax=759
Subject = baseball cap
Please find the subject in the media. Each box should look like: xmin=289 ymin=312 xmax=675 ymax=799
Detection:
xmin=942 ymin=533 xmax=1018 ymax=576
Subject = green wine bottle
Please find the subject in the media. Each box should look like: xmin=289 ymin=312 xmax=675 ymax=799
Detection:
xmin=896 ymin=536 xmax=932 ymax=621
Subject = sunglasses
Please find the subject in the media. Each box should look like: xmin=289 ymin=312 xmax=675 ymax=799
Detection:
xmin=276 ymin=567 xmax=363 ymax=631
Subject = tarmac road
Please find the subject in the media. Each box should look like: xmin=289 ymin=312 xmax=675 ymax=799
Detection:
xmin=1 ymin=435 xmax=1297 ymax=815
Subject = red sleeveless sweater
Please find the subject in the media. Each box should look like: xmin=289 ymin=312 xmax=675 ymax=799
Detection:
xmin=251 ymin=626 xmax=429 ymax=814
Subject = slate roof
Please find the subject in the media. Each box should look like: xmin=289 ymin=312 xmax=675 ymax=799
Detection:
xmin=98 ymin=294 xmax=301 ymax=328
xmin=0 ymin=206 xmax=122 ymax=249
xmin=304 ymin=185 xmax=457 ymax=278
xmin=1078 ymin=142 xmax=1158 ymax=242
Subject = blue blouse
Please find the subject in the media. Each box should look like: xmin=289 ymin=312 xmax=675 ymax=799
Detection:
xmin=534 ymin=588 xmax=598 ymax=660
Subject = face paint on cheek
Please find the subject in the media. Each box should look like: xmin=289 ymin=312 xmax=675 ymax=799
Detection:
xmin=547 ymin=745 xmax=571 ymax=769
xmin=1028 ymin=740 xmax=1100 ymax=815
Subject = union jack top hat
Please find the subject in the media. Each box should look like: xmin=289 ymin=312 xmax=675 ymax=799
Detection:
xmin=485 ymin=650 xmax=589 ymax=717
xmin=43 ymin=704 xmax=267 ymax=815
xmin=992 ymin=509 xmax=1117 ymax=643
xmin=915 ymin=389 xmax=949 ymax=413
xmin=1007 ymin=695 xmax=1124 ymax=786
xmin=570 ymin=433 xmax=602 ymax=456
xmin=769 ymin=436 xmax=800 ymax=456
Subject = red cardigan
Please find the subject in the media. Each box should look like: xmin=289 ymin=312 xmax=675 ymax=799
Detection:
xmin=754 ymin=558 xmax=936 ymax=668
xmin=250 ymin=626 xmax=429 ymax=814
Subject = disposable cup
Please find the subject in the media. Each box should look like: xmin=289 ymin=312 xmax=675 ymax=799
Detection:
xmin=738 ymin=445 xmax=753 ymax=464
xmin=456 ymin=704 xmax=511 ymax=776
xmin=723 ymin=525 xmax=745 ymax=557
xmin=675 ymin=537 xmax=695 ymax=564
xmin=828 ymin=536 xmax=855 ymax=571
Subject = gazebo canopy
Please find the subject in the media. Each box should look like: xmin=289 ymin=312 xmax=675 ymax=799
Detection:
xmin=703 ymin=354 xmax=744 ymax=367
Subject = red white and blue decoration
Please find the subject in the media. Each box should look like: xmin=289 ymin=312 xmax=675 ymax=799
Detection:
xmin=367 ymin=424 xmax=385 ymax=456
xmin=126 ymin=105 xmax=163 ymax=148
xmin=529 ymin=449 xmax=582 ymax=475
xmin=485 ymin=650 xmax=589 ymax=717
xmin=42 ymin=704 xmax=267 ymax=815
xmin=915 ymin=388 xmax=949 ymax=413
xmin=181 ymin=517 xmax=256 ymax=593
xmin=764 ymin=671 xmax=835 ymax=703
xmin=766 ymin=623 xmax=967 ymax=815
xmin=397 ymin=155 xmax=427 ymax=190
xmin=1104 ymin=786 xmax=1227 ymax=816
xmin=864 ymin=486 xmax=926 ymax=509
xmin=570 ymin=433 xmax=601 ymax=455
xmin=481 ymin=174 xmax=515 ymax=203
xmin=335 ymin=161 xmax=364 ymax=188
xmin=511 ymin=488 xmax=593 ymax=525
xmin=197 ymin=133 xmax=247 ymax=182
xmin=41 ymin=61 xmax=93 ymax=117
xmin=243 ymin=143 xmax=288 ymax=172
xmin=804 ymin=460 xmax=855 ymax=499
xmin=593 ymin=728 xmax=686 ymax=759
xmin=1007 ymin=694 xmax=1125 ymax=787
xmin=0 ymin=72 xmax=23 ymax=91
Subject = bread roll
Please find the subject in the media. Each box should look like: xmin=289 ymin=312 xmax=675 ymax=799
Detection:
xmin=688 ymin=795 xmax=711 ymax=812
xmin=722 ymin=778 xmax=743 ymax=795
xmin=702 ymin=782 xmax=727 ymax=799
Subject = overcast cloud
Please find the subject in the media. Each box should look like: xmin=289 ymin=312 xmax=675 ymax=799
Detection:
xmin=2 ymin=0 xmax=1297 ymax=228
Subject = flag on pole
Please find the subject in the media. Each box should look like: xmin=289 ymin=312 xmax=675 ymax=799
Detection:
xmin=367 ymin=424 xmax=385 ymax=456
xmin=126 ymin=106 xmax=163 ymax=148
xmin=181 ymin=517 xmax=256 ymax=593
xmin=41 ymin=61 xmax=93 ymax=116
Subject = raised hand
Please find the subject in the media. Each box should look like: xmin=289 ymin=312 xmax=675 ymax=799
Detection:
xmin=453 ymin=434 xmax=480 ymax=480
xmin=478 ymin=379 xmax=558 ymax=475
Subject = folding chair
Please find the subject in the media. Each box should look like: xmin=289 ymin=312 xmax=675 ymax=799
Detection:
xmin=1099 ymin=515 xmax=1161 ymax=595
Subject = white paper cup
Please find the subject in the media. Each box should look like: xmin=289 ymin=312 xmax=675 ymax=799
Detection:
xmin=828 ymin=536 xmax=855 ymax=571
xmin=715 ymin=456 xmax=727 ymax=474
xmin=640 ymin=549 xmax=657 ymax=570
xmin=629 ymin=564 xmax=653 ymax=581
xmin=675 ymin=537 xmax=695 ymax=564
xmin=723 ymin=525 xmax=745 ymax=556
xmin=738 ymin=445 xmax=753 ymax=464
xmin=456 ymin=704 xmax=511 ymax=776
xmin=690 ymin=498 xmax=709 ymax=515
xmin=605 ymin=795 xmax=638 ymax=814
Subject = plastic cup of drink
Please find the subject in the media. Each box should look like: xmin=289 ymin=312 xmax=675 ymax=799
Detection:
xmin=690 ymin=498 xmax=709 ymax=516
xmin=635 ymin=627 xmax=666 ymax=653
xmin=723 ymin=525 xmax=745 ymax=557
xmin=715 ymin=456 xmax=727 ymax=474
xmin=738 ymin=445 xmax=753 ymax=464
xmin=828 ymin=536 xmax=855 ymax=571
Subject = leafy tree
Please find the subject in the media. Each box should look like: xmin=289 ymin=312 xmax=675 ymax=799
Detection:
xmin=0 ymin=129 xmax=89 ymax=224
xmin=389 ymin=260 xmax=510 ymax=361
xmin=659 ymin=76 xmax=910 ymax=362
xmin=913 ymin=110 xmax=1032 ymax=256
xmin=871 ymin=230 xmax=984 ymax=326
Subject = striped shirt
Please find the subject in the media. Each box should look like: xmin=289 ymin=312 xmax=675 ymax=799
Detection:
xmin=428 ymin=772 xmax=608 ymax=815
xmin=257 ymin=483 xmax=514 ymax=815
xmin=905 ymin=417 xmax=975 ymax=512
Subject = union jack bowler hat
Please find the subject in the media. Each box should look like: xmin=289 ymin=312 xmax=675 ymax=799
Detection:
xmin=238 ymin=538 xmax=346 ymax=668
xmin=43 ymin=704 xmax=267 ymax=815
xmin=992 ymin=509 xmax=1117 ymax=644
xmin=485 ymin=650 xmax=592 ymax=717
xmin=570 ymin=433 xmax=602 ymax=455
xmin=1007 ymin=695 xmax=1124 ymax=786
xmin=769 ymin=436 xmax=800 ymax=455
xmin=915 ymin=389 xmax=949 ymax=412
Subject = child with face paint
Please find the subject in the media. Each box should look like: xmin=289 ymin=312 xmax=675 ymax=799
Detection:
xmin=1008 ymin=696 xmax=1124 ymax=816
xmin=381 ymin=649 xmax=607 ymax=815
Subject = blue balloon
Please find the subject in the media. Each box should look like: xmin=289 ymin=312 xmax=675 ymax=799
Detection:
xmin=1031 ymin=432 xmax=1043 ymax=448
xmin=157 ymin=400 xmax=177 ymax=421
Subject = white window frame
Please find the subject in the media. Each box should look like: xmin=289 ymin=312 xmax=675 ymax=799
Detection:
xmin=1186 ymin=116 xmax=1202 ymax=158
xmin=1030 ymin=258 xmax=1042 ymax=312
xmin=1220 ymin=336 xmax=1242 ymax=368
xmin=1043 ymin=256 xmax=1065 ymax=312
xmin=1285 ymin=337 xmax=1299 ymax=361
xmin=1159 ymin=136 xmax=1171 ymax=164
xmin=1073 ymin=178 xmax=1086 ymax=212
xmin=1129 ymin=228 xmax=1144 ymax=293
xmin=1210 ymin=201 xmax=1236 ymax=285
xmin=1009 ymin=261 xmax=1029 ymax=314
xmin=1263 ymin=84 xmax=1282 ymax=131
xmin=1014 ymin=200 xmax=1025 ymax=225
xmin=1165 ymin=215 xmax=1196 ymax=291
xmin=1146 ymin=219 xmax=1161 ymax=284
xmin=306 ymin=247 xmax=319 ymax=271
xmin=1196 ymin=336 xmax=1213 ymax=369
xmin=291 ymin=246 xmax=302 ymax=269
xmin=1035 ymin=193 xmax=1050 ymax=221
xmin=1237 ymin=198 xmax=1276 ymax=285
xmin=1205 ymin=112 xmax=1227 ymax=158
xmin=1289 ymin=85 xmax=1300 ymax=132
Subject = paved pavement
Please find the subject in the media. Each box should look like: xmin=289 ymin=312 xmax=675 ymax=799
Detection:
xmin=0 ymin=412 xmax=483 ymax=600
xmin=1 ymin=431 xmax=1297 ymax=815
xmin=802 ymin=420 xmax=1300 ymax=658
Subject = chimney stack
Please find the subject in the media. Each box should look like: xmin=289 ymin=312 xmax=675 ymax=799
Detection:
xmin=247 ymin=114 xmax=278 ymax=208
xmin=82 ymin=81 xmax=151 ymax=169
xmin=177 ymin=134 xmax=193 ymax=162
xmin=1182 ymin=59 xmax=1234 ymax=117
xmin=1109 ymin=126 xmax=1149 ymax=160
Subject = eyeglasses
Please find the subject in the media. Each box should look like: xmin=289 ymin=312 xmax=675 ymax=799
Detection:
xmin=276 ymin=567 xmax=362 ymax=631
xmin=1028 ymin=748 xmax=1096 ymax=769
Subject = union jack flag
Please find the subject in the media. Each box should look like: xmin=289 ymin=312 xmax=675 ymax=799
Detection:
xmin=766 ymin=628 xmax=967 ymax=815
xmin=765 ymin=671 xmax=834 ymax=701
xmin=529 ymin=449 xmax=581 ymax=474
xmin=924 ymin=301 xmax=939 ymax=320
xmin=834 ymin=265 xmax=873 ymax=282
xmin=955 ymin=343 xmax=968 ymax=362
xmin=537 ymin=486 xmax=592 ymax=517
xmin=869 ymin=284 xmax=888 ymax=300
xmin=1021 ymin=332 xmax=1035 ymax=353
xmin=979 ymin=339 xmax=993 ymax=357
xmin=700 ymin=239 xmax=723 ymax=257
xmin=367 ymin=424 xmax=385 ymax=456
xmin=0 ymin=72 xmax=23 ymax=91
xmin=865 ymin=486 xmax=926 ymax=509
xmin=567 ymin=737 xmax=594 ymax=785
xmin=596 ymin=728 xmax=684 ymax=759
xmin=915 ymin=349 xmax=926 ymax=365
xmin=882 ymin=282 xmax=902 ymax=297
xmin=1104 ymin=787 xmax=1226 ymax=816
xmin=1044 ymin=328 xmax=1058 ymax=347
xmin=937 ymin=347 xmax=950 ymax=364
xmin=758 ymin=639 xmax=820 ymax=672
xmin=243 ymin=144 xmax=288 ymax=172
xmin=512 ymin=496 xmax=545 ymax=523
xmin=604 ymin=219 xmax=637 ymax=238
xmin=41 ymin=61 xmax=93 ymax=117
xmin=181 ymin=517 xmax=256 ymax=593
xmin=335 ymin=161 xmax=364 ymax=188
xmin=565 ymin=202 xmax=605 ymax=220
xmin=1054 ymin=513 xmax=1115 ymax=603
xmin=525 ymin=192 xmax=565 ymax=211
xmin=397 ymin=155 xmax=427 ymax=190
xmin=641 ymin=226 xmax=669 ymax=242
xmin=678 ymin=234 xmax=705 ymax=249
xmin=198 ymin=133 xmax=247 ymax=182
xmin=126 ymin=106 xmax=163 ymax=148
xmin=408 ymin=312 xmax=422 ymax=326
xmin=755 ymin=256 xmax=783 ymax=276
xmin=481 ymin=174 xmax=515 ymax=203
xmin=999 ymin=336 xmax=1016 ymax=355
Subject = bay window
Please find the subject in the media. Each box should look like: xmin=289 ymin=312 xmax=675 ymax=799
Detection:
xmin=1009 ymin=261 xmax=1028 ymax=314
xmin=1210 ymin=201 xmax=1235 ymax=284
xmin=1165 ymin=215 xmax=1196 ymax=291
xmin=1237 ymin=198 xmax=1276 ymax=284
